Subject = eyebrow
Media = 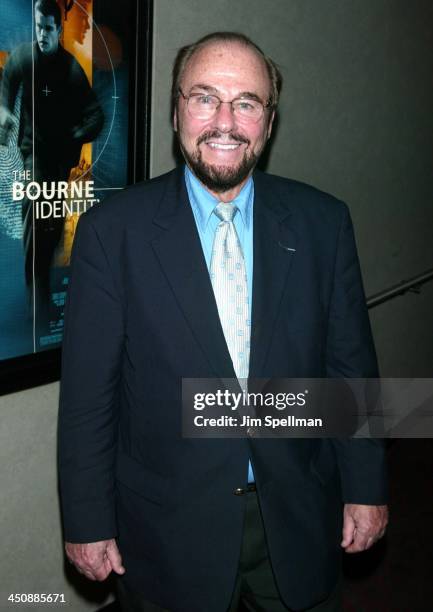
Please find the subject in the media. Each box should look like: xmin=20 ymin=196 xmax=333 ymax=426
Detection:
xmin=188 ymin=84 xmax=219 ymax=94
xmin=188 ymin=84 xmax=264 ymax=102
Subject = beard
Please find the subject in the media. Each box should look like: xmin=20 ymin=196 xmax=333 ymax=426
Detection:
xmin=179 ymin=130 xmax=259 ymax=193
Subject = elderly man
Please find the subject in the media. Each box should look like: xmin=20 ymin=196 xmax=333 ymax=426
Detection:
xmin=59 ymin=32 xmax=388 ymax=612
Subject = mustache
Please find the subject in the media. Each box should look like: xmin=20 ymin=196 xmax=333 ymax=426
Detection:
xmin=196 ymin=130 xmax=250 ymax=146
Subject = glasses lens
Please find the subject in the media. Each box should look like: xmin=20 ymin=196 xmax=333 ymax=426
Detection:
xmin=233 ymin=99 xmax=263 ymax=121
xmin=188 ymin=94 xmax=219 ymax=119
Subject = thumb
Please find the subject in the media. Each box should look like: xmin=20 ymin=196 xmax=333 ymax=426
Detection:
xmin=106 ymin=540 xmax=126 ymax=575
xmin=341 ymin=513 xmax=356 ymax=548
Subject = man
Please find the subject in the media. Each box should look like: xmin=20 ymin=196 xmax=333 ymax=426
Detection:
xmin=0 ymin=0 xmax=103 ymax=328
xmin=58 ymin=32 xmax=388 ymax=612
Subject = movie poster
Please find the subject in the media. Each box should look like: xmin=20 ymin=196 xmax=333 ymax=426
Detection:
xmin=0 ymin=0 xmax=134 ymax=361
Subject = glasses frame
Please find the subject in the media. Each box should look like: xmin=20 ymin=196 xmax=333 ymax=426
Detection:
xmin=178 ymin=88 xmax=272 ymax=123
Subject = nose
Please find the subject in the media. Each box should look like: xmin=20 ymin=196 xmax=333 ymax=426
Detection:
xmin=211 ymin=101 xmax=236 ymax=133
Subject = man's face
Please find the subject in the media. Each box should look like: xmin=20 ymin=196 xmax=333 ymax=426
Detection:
xmin=35 ymin=11 xmax=61 ymax=55
xmin=174 ymin=42 xmax=275 ymax=194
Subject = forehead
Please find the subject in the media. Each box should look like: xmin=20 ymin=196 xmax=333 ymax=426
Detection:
xmin=181 ymin=41 xmax=270 ymax=97
xmin=35 ymin=12 xmax=58 ymax=28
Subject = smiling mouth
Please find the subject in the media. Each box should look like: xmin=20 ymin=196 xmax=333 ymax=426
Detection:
xmin=207 ymin=142 xmax=242 ymax=150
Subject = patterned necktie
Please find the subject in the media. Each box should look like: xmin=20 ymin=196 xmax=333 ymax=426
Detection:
xmin=210 ymin=202 xmax=250 ymax=381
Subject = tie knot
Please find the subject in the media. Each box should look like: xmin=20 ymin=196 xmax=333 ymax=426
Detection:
xmin=214 ymin=202 xmax=238 ymax=223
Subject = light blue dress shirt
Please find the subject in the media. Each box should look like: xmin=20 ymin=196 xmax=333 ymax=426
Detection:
xmin=185 ymin=165 xmax=255 ymax=483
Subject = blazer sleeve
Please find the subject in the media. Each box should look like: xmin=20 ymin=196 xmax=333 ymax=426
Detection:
xmin=58 ymin=211 xmax=124 ymax=542
xmin=326 ymin=204 xmax=388 ymax=505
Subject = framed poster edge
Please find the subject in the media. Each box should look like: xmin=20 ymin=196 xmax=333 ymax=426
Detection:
xmin=0 ymin=0 xmax=153 ymax=397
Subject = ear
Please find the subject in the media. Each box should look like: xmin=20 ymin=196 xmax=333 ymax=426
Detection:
xmin=266 ymin=110 xmax=275 ymax=140
xmin=173 ymin=107 xmax=178 ymax=133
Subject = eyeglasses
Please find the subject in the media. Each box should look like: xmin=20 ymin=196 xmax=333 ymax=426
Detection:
xmin=178 ymin=88 xmax=272 ymax=123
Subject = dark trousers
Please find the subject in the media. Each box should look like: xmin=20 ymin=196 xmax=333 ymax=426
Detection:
xmin=116 ymin=489 xmax=342 ymax=612
xmin=21 ymin=153 xmax=67 ymax=337
xmin=22 ymin=153 xmax=66 ymax=292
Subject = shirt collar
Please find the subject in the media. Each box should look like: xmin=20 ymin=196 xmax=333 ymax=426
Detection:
xmin=185 ymin=165 xmax=253 ymax=232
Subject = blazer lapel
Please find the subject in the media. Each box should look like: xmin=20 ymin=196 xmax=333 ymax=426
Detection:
xmin=249 ymin=171 xmax=297 ymax=377
xmin=150 ymin=169 xmax=236 ymax=379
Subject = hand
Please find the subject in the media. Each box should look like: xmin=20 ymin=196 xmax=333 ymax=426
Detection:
xmin=0 ymin=106 xmax=16 ymax=146
xmin=0 ymin=106 xmax=16 ymax=129
xmin=341 ymin=504 xmax=388 ymax=553
xmin=71 ymin=124 xmax=85 ymax=140
xmin=65 ymin=538 xmax=125 ymax=581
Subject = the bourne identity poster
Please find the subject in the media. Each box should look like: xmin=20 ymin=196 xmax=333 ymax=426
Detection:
xmin=0 ymin=0 xmax=135 ymax=364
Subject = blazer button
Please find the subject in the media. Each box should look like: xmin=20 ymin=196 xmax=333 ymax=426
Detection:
xmin=234 ymin=487 xmax=245 ymax=496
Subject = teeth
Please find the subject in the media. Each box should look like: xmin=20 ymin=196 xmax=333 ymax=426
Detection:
xmin=208 ymin=143 xmax=240 ymax=150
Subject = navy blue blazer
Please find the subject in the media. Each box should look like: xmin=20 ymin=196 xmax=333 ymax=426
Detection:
xmin=58 ymin=167 xmax=387 ymax=612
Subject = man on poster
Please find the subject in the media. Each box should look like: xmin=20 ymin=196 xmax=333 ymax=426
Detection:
xmin=59 ymin=32 xmax=388 ymax=612
xmin=0 ymin=0 xmax=103 ymax=331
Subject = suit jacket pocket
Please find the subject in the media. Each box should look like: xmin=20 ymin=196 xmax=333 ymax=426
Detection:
xmin=115 ymin=451 xmax=169 ymax=505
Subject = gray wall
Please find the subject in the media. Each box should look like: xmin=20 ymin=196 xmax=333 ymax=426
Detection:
xmin=0 ymin=383 xmax=112 ymax=611
xmin=1 ymin=1 xmax=432 ymax=610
